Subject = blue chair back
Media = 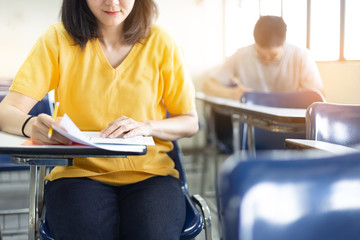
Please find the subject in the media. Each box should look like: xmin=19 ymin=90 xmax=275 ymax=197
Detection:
xmin=307 ymin=102 xmax=360 ymax=146
xmin=218 ymin=151 xmax=360 ymax=240
xmin=241 ymin=90 xmax=325 ymax=109
xmin=0 ymin=93 xmax=53 ymax=171
xmin=240 ymin=90 xmax=325 ymax=150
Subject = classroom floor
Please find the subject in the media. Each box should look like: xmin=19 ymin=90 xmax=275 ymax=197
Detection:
xmin=0 ymin=150 xmax=224 ymax=240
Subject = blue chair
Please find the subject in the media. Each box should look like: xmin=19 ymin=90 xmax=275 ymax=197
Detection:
xmin=306 ymin=102 xmax=360 ymax=146
xmin=0 ymin=93 xmax=53 ymax=171
xmin=218 ymin=151 xmax=360 ymax=240
xmin=38 ymin=140 xmax=212 ymax=239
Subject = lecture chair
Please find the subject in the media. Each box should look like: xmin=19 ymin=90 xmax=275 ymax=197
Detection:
xmin=218 ymin=150 xmax=360 ymax=240
xmin=0 ymin=93 xmax=53 ymax=172
xmin=38 ymin=140 xmax=213 ymax=240
xmin=306 ymin=102 xmax=360 ymax=146
xmin=211 ymin=90 xmax=325 ymax=153
xmin=240 ymin=90 xmax=325 ymax=151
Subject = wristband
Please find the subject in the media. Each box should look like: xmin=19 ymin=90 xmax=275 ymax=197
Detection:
xmin=21 ymin=116 xmax=35 ymax=138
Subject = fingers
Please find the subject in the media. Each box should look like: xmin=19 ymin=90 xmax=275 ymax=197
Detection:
xmin=121 ymin=126 xmax=146 ymax=138
xmin=100 ymin=116 xmax=134 ymax=138
xmin=31 ymin=114 xmax=71 ymax=145
xmin=100 ymin=116 xmax=149 ymax=138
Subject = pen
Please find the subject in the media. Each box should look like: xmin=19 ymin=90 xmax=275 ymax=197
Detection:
xmin=48 ymin=102 xmax=60 ymax=138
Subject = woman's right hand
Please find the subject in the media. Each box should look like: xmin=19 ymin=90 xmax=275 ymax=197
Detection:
xmin=30 ymin=114 xmax=72 ymax=145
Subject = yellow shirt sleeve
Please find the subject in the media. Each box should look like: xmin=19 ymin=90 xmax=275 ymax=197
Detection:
xmin=162 ymin=45 xmax=196 ymax=115
xmin=11 ymin=25 xmax=60 ymax=101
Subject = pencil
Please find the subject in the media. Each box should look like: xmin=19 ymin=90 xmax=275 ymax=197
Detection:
xmin=48 ymin=102 xmax=60 ymax=138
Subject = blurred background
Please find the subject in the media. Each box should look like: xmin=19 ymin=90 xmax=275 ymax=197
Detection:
xmin=1 ymin=0 xmax=360 ymax=105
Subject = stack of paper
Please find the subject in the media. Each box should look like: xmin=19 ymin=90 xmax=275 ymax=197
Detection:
xmin=52 ymin=114 xmax=154 ymax=152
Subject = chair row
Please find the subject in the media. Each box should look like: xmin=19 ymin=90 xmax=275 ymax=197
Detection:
xmin=209 ymin=90 xmax=360 ymax=153
xmin=211 ymin=92 xmax=360 ymax=239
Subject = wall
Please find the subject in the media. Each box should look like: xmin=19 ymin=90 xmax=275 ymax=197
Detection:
xmin=317 ymin=61 xmax=360 ymax=104
xmin=155 ymin=0 xmax=224 ymax=90
xmin=0 ymin=0 xmax=63 ymax=77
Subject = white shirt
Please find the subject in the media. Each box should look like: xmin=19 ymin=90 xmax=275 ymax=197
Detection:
xmin=212 ymin=43 xmax=323 ymax=92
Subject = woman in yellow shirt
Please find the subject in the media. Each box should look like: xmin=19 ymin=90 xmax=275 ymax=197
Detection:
xmin=0 ymin=0 xmax=198 ymax=239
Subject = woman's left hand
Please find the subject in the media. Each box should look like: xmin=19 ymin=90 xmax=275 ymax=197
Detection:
xmin=100 ymin=116 xmax=151 ymax=138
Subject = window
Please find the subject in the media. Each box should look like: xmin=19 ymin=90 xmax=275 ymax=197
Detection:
xmin=224 ymin=0 xmax=259 ymax=56
xmin=259 ymin=0 xmax=282 ymax=16
xmin=282 ymin=0 xmax=307 ymax=49
xmin=224 ymin=0 xmax=359 ymax=61
xmin=344 ymin=0 xmax=360 ymax=60
xmin=310 ymin=0 xmax=340 ymax=61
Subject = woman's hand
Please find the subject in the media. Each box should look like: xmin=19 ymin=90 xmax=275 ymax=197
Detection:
xmin=100 ymin=116 xmax=151 ymax=139
xmin=100 ymin=111 xmax=198 ymax=141
xmin=30 ymin=114 xmax=72 ymax=145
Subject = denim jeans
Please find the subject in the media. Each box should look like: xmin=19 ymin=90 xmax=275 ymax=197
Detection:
xmin=44 ymin=176 xmax=186 ymax=240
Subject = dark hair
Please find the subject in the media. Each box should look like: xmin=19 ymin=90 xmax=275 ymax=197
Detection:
xmin=253 ymin=15 xmax=287 ymax=48
xmin=61 ymin=0 xmax=158 ymax=49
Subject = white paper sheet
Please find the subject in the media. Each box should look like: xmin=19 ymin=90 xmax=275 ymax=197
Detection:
xmin=51 ymin=114 xmax=149 ymax=152
xmin=84 ymin=132 xmax=154 ymax=145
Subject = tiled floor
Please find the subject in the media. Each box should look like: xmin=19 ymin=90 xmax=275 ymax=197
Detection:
xmin=0 ymin=171 xmax=29 ymax=240
xmin=0 ymin=150 xmax=225 ymax=240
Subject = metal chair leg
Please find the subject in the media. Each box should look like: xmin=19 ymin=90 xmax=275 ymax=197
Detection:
xmin=192 ymin=194 xmax=213 ymax=240
xmin=28 ymin=165 xmax=37 ymax=240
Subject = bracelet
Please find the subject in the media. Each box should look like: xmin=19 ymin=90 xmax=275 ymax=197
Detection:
xmin=21 ymin=116 xmax=35 ymax=138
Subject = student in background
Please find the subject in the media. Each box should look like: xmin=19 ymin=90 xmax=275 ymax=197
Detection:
xmin=0 ymin=0 xmax=198 ymax=239
xmin=203 ymin=15 xmax=323 ymax=99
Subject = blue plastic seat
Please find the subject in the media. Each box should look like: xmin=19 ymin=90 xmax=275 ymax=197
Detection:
xmin=218 ymin=151 xmax=360 ymax=240
xmin=39 ymin=140 xmax=212 ymax=240
xmin=306 ymin=102 xmax=360 ymax=146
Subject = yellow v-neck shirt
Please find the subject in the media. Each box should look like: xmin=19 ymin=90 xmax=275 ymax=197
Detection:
xmin=10 ymin=23 xmax=196 ymax=185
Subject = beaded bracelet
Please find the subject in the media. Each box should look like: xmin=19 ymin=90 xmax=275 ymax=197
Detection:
xmin=21 ymin=116 xmax=35 ymax=138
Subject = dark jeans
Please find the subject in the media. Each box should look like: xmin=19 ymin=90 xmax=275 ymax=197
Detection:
xmin=44 ymin=176 xmax=186 ymax=240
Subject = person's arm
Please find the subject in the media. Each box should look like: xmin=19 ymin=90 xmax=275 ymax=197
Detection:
xmin=298 ymin=49 xmax=324 ymax=94
xmin=0 ymin=91 xmax=37 ymax=136
xmin=0 ymin=91 xmax=70 ymax=145
xmin=100 ymin=110 xmax=199 ymax=141
xmin=203 ymin=77 xmax=250 ymax=100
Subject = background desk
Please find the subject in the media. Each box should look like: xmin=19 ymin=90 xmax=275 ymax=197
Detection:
xmin=0 ymin=131 xmax=147 ymax=240
xmin=196 ymin=92 xmax=306 ymax=155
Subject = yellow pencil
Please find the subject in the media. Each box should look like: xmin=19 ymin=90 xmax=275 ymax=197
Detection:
xmin=48 ymin=102 xmax=60 ymax=138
